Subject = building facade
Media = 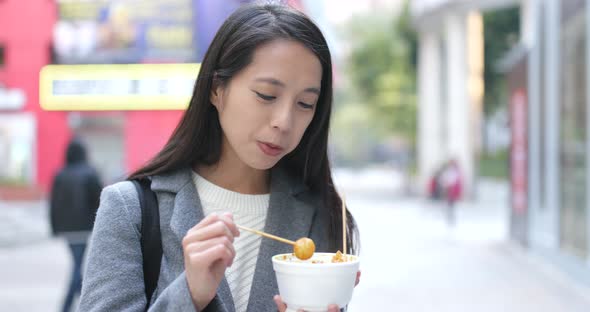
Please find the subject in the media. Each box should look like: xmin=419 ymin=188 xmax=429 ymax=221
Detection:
xmin=0 ymin=0 xmax=60 ymax=196
xmin=0 ymin=0 xmax=304 ymax=196
xmin=412 ymin=0 xmax=516 ymax=196
xmin=415 ymin=0 xmax=590 ymax=284
xmin=523 ymin=0 xmax=590 ymax=283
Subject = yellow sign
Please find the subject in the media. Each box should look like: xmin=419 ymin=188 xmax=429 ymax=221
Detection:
xmin=39 ymin=63 xmax=200 ymax=111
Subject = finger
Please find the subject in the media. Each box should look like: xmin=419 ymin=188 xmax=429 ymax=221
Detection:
xmin=185 ymin=236 xmax=234 ymax=255
xmin=220 ymin=212 xmax=240 ymax=237
xmin=355 ymin=270 xmax=361 ymax=286
xmin=185 ymin=236 xmax=236 ymax=265
xmin=186 ymin=213 xmax=221 ymax=235
xmin=273 ymin=295 xmax=287 ymax=312
xmin=327 ymin=304 xmax=339 ymax=312
xmin=183 ymin=220 xmax=234 ymax=246
xmin=188 ymin=243 xmax=233 ymax=268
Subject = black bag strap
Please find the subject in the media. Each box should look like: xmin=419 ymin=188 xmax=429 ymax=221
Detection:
xmin=131 ymin=178 xmax=162 ymax=311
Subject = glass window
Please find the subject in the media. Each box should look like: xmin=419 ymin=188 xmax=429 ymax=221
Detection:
xmin=559 ymin=0 xmax=587 ymax=258
xmin=0 ymin=114 xmax=36 ymax=185
xmin=539 ymin=1 xmax=547 ymax=210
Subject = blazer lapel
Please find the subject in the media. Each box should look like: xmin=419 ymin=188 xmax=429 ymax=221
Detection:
xmin=153 ymin=168 xmax=235 ymax=312
xmin=246 ymin=168 xmax=316 ymax=311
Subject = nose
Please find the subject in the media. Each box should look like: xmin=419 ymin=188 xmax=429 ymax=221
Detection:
xmin=270 ymin=102 xmax=293 ymax=133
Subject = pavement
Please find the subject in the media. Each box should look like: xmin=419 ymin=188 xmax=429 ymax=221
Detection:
xmin=345 ymin=194 xmax=590 ymax=311
xmin=0 ymin=200 xmax=49 ymax=248
xmin=0 ymin=200 xmax=69 ymax=311
xmin=339 ymin=174 xmax=590 ymax=311
xmin=1 ymin=175 xmax=590 ymax=311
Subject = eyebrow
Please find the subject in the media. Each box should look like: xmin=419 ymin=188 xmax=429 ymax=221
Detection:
xmin=254 ymin=77 xmax=320 ymax=95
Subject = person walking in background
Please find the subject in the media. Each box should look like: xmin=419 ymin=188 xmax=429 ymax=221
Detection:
xmin=50 ymin=138 xmax=102 ymax=312
xmin=440 ymin=159 xmax=462 ymax=226
xmin=428 ymin=166 xmax=444 ymax=201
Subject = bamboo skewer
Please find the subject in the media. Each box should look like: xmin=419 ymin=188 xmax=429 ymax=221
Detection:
xmin=342 ymin=194 xmax=347 ymax=255
xmin=237 ymin=224 xmax=295 ymax=246
xmin=237 ymin=224 xmax=315 ymax=260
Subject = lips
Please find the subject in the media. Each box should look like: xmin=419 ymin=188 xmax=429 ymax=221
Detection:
xmin=257 ymin=141 xmax=284 ymax=157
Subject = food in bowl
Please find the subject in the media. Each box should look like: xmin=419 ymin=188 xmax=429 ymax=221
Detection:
xmin=277 ymin=250 xmax=350 ymax=263
xmin=330 ymin=250 xmax=348 ymax=263
xmin=272 ymin=252 xmax=360 ymax=312
xmin=293 ymin=237 xmax=315 ymax=260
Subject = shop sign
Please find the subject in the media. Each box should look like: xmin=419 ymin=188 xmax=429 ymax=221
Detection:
xmin=40 ymin=63 xmax=199 ymax=111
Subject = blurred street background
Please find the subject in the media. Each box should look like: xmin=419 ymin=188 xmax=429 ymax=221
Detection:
xmin=2 ymin=0 xmax=590 ymax=311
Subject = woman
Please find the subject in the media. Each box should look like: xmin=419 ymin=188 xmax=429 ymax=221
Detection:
xmin=79 ymin=4 xmax=359 ymax=312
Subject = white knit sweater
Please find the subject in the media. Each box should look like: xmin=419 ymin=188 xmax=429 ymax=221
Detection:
xmin=192 ymin=172 xmax=269 ymax=312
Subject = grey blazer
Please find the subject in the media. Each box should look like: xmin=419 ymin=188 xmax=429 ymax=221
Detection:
xmin=79 ymin=167 xmax=331 ymax=312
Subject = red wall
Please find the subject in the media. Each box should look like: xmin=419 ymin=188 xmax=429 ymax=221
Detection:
xmin=0 ymin=0 xmax=69 ymax=194
xmin=0 ymin=0 xmax=184 ymax=194
xmin=125 ymin=111 xmax=184 ymax=174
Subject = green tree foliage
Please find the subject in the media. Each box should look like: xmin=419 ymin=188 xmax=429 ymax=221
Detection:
xmin=340 ymin=1 xmax=417 ymax=146
xmin=483 ymin=7 xmax=520 ymax=115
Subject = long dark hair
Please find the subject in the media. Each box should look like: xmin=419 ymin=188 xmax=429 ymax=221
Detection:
xmin=129 ymin=4 xmax=358 ymax=254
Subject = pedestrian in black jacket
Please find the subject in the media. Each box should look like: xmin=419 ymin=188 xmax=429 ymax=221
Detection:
xmin=50 ymin=138 xmax=102 ymax=312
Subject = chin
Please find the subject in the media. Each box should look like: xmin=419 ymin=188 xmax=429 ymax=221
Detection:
xmin=247 ymin=158 xmax=281 ymax=170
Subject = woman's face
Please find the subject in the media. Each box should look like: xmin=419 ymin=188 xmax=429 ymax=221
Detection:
xmin=211 ymin=39 xmax=322 ymax=170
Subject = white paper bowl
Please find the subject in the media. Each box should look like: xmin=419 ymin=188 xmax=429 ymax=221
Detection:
xmin=272 ymin=253 xmax=360 ymax=312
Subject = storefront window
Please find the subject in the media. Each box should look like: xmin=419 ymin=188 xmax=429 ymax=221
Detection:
xmin=559 ymin=0 xmax=587 ymax=258
xmin=68 ymin=113 xmax=125 ymax=185
xmin=538 ymin=2 xmax=546 ymax=211
xmin=0 ymin=114 xmax=35 ymax=185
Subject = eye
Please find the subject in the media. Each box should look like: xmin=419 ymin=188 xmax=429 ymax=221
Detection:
xmin=298 ymin=102 xmax=315 ymax=110
xmin=254 ymin=91 xmax=276 ymax=101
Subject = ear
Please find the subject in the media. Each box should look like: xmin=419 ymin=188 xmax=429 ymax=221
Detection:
xmin=210 ymin=77 xmax=224 ymax=111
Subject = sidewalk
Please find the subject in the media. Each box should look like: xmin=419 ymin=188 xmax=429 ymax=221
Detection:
xmin=346 ymin=179 xmax=590 ymax=311
xmin=0 ymin=200 xmax=69 ymax=311
xmin=0 ymin=200 xmax=49 ymax=248
xmin=0 ymin=239 xmax=69 ymax=312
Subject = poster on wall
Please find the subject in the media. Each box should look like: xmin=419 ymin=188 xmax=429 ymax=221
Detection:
xmin=53 ymin=0 xmax=198 ymax=64
xmin=0 ymin=113 xmax=36 ymax=185
xmin=510 ymin=89 xmax=528 ymax=215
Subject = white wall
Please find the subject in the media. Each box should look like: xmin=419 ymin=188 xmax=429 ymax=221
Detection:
xmin=418 ymin=30 xmax=443 ymax=189
xmin=445 ymin=12 xmax=473 ymax=195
